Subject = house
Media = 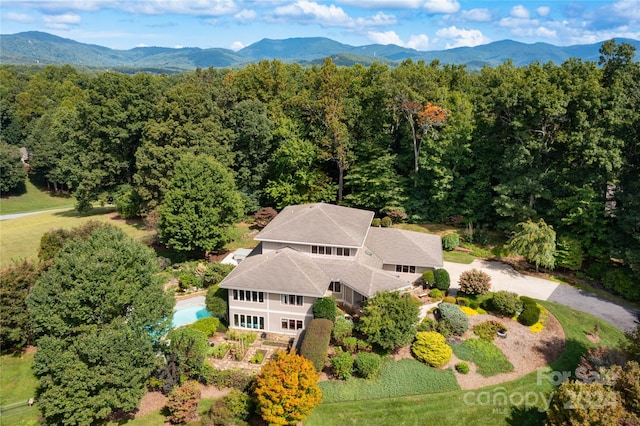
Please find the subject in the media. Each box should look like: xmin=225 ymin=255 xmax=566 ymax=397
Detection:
xmin=219 ymin=203 xmax=443 ymax=335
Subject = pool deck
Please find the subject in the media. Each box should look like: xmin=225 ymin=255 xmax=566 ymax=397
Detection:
xmin=174 ymin=295 xmax=205 ymax=309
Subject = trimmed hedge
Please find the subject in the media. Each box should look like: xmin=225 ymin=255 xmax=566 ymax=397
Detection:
xmin=300 ymin=318 xmax=333 ymax=371
xmin=518 ymin=303 xmax=541 ymax=326
xmin=422 ymin=270 xmax=435 ymax=286
xmin=189 ymin=317 xmax=221 ymax=337
xmin=434 ymin=268 xmax=451 ymax=291
xmin=312 ymin=297 xmax=337 ymax=322
xmin=330 ymin=349 xmax=354 ymax=380
xmin=332 ymin=317 xmax=353 ymax=344
xmin=437 ymin=302 xmax=468 ymax=336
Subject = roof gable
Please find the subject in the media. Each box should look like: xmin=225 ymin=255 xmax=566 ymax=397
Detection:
xmin=219 ymin=247 xmax=328 ymax=297
xmin=365 ymin=227 xmax=443 ymax=268
xmin=255 ymin=203 xmax=374 ymax=248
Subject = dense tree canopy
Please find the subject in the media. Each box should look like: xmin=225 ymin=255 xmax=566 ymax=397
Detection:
xmin=2 ymin=39 xmax=639 ymax=286
xmin=158 ymin=153 xmax=244 ymax=256
xmin=26 ymin=225 xmax=174 ymax=424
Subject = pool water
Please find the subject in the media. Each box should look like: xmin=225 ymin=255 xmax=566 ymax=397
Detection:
xmin=172 ymin=304 xmax=211 ymax=328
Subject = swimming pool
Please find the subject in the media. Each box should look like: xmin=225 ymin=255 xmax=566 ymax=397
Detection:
xmin=172 ymin=304 xmax=212 ymax=328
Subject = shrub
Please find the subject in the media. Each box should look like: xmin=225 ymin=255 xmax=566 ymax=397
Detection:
xmin=250 ymin=351 xmax=265 ymax=364
xmin=380 ymin=216 xmax=392 ymax=227
xmin=205 ymin=285 xmax=228 ymax=319
xmin=178 ymin=273 xmax=199 ymax=290
xmin=342 ymin=336 xmax=358 ymax=354
xmin=355 ymin=352 xmax=382 ymax=379
xmin=460 ymin=306 xmax=478 ymax=316
xmin=357 ymin=339 xmax=372 ymax=352
xmin=469 ymin=300 xmax=480 ymax=310
xmin=210 ymin=368 xmax=255 ymax=391
xmin=455 ymin=362 xmax=470 ymax=374
xmin=203 ymin=389 xmax=251 ymax=425
xmin=312 ymin=297 xmax=337 ymax=322
xmin=519 ymin=296 xmax=536 ymax=307
xmin=437 ymin=302 xmax=469 ymax=336
xmin=254 ymin=207 xmax=277 ymax=229
xmin=412 ymin=332 xmax=452 ymax=367
xmin=603 ymin=268 xmax=640 ymax=301
xmin=620 ymin=325 xmax=640 ymax=362
xmin=299 ymin=318 xmax=333 ymax=371
xmin=371 ymin=218 xmax=381 ymax=227
xmin=436 ymin=320 xmax=453 ymax=338
xmin=429 ymin=288 xmax=443 ymax=299
xmin=417 ymin=317 xmax=436 ymax=332
xmin=202 ymin=263 xmax=234 ymax=288
xmin=443 ymin=296 xmax=456 ymax=304
xmin=330 ymin=348 xmax=354 ymax=380
xmin=456 ymin=297 xmax=469 ymax=306
xmin=434 ymin=268 xmax=451 ymax=291
xmin=332 ymin=317 xmax=353 ymax=344
xmin=209 ymin=343 xmax=231 ymax=359
xmin=517 ymin=303 xmax=541 ymax=326
xmin=458 ymin=269 xmax=491 ymax=295
xmin=473 ymin=320 xmax=506 ymax=341
xmin=422 ymin=270 xmax=435 ymax=286
xmin=166 ymin=380 xmax=201 ymax=424
xmin=189 ymin=317 xmax=221 ymax=337
xmin=442 ymin=233 xmax=460 ymax=251
xmin=490 ymin=291 xmax=523 ymax=317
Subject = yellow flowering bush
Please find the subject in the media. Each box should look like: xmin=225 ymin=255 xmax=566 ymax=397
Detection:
xmin=460 ymin=306 xmax=478 ymax=316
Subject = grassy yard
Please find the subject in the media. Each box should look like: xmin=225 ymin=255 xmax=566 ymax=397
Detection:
xmin=0 ymin=352 xmax=39 ymax=425
xmin=306 ymin=301 xmax=626 ymax=426
xmin=0 ymin=207 xmax=153 ymax=267
xmin=0 ymin=180 xmax=75 ymax=215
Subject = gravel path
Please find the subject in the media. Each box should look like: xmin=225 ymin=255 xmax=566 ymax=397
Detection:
xmin=445 ymin=260 xmax=639 ymax=332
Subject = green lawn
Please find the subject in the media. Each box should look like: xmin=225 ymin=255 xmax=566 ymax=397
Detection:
xmin=306 ymin=301 xmax=626 ymax=426
xmin=0 ymin=207 xmax=153 ymax=267
xmin=0 ymin=353 xmax=39 ymax=425
xmin=0 ymin=180 xmax=75 ymax=215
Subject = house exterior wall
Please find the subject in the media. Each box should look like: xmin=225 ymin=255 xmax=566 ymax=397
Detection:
xmin=227 ymin=291 xmax=317 ymax=335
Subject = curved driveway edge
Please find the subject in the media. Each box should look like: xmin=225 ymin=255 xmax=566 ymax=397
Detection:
xmin=444 ymin=260 xmax=639 ymax=332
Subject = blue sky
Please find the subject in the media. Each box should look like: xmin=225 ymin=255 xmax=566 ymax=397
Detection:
xmin=1 ymin=1 xmax=638 ymax=51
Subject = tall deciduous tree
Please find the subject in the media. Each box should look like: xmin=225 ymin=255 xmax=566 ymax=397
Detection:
xmin=26 ymin=225 xmax=173 ymax=424
xmin=357 ymin=291 xmax=420 ymax=351
xmin=0 ymin=260 xmax=41 ymax=352
xmin=506 ymin=219 xmax=556 ymax=272
xmin=253 ymin=351 xmax=322 ymax=426
xmin=158 ymin=153 xmax=243 ymax=256
xmin=0 ymin=141 xmax=26 ymax=194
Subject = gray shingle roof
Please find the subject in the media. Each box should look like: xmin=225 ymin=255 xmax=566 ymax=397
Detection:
xmin=219 ymin=247 xmax=328 ymax=297
xmin=365 ymin=227 xmax=443 ymax=268
xmin=255 ymin=203 xmax=374 ymax=248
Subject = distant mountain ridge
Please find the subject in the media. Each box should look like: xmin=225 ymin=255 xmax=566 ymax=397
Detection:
xmin=2 ymin=31 xmax=639 ymax=73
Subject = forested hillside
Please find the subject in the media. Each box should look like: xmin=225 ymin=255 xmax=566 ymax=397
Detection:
xmin=1 ymin=40 xmax=638 ymax=292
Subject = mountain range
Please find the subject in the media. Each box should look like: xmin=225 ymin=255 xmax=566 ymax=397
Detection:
xmin=2 ymin=31 xmax=639 ymax=73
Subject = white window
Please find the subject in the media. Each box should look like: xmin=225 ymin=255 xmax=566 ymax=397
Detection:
xmin=329 ymin=281 xmax=342 ymax=293
xmin=232 ymin=290 xmax=264 ymax=303
xmin=281 ymin=318 xmax=304 ymax=330
xmin=234 ymin=314 xmax=265 ymax=330
xmin=281 ymin=294 xmax=304 ymax=306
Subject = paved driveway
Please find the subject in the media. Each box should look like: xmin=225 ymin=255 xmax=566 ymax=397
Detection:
xmin=444 ymin=260 xmax=639 ymax=332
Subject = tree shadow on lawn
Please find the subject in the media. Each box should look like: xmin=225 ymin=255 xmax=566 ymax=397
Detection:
xmin=52 ymin=207 xmax=148 ymax=231
xmin=507 ymin=405 xmax=546 ymax=426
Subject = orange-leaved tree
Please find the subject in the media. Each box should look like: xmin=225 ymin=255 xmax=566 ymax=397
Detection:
xmin=253 ymin=350 xmax=322 ymax=425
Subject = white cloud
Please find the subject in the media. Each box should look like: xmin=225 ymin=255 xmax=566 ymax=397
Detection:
xmin=535 ymin=26 xmax=556 ymax=38
xmin=136 ymin=43 xmax=149 ymax=47
xmin=435 ymin=25 xmax=489 ymax=48
xmin=423 ymin=0 xmax=460 ymax=14
xmin=271 ymin=1 xmax=394 ymax=27
xmin=6 ymin=12 xmax=35 ymax=23
xmin=611 ymin=0 xmax=640 ymax=20
xmin=368 ymin=30 xmax=404 ymax=45
xmin=510 ymin=5 xmax=531 ymax=19
xmin=174 ymin=45 xmax=184 ymax=49
xmin=234 ymin=9 xmax=256 ymax=22
xmin=499 ymin=17 xmax=540 ymax=29
xmin=536 ymin=6 xmax=550 ymax=17
xmin=406 ymin=34 xmax=430 ymax=50
xmin=461 ymin=8 xmax=491 ymax=22
xmin=337 ymin=0 xmax=424 ymax=8
xmin=230 ymin=41 xmax=245 ymax=50
xmin=43 ymin=13 xmax=81 ymax=30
